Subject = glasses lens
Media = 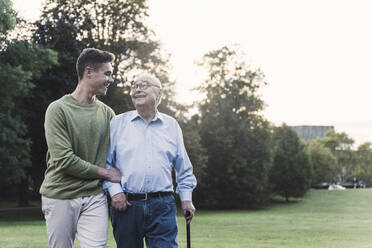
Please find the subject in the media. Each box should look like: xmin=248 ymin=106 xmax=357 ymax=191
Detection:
xmin=132 ymin=82 xmax=151 ymax=90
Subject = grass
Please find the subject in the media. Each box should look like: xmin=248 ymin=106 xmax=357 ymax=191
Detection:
xmin=1 ymin=189 xmax=372 ymax=247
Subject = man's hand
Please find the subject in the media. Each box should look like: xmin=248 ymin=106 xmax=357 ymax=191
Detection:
xmin=106 ymin=168 xmax=121 ymax=182
xmin=111 ymin=192 xmax=132 ymax=212
xmin=98 ymin=167 xmax=121 ymax=183
xmin=181 ymin=201 xmax=195 ymax=224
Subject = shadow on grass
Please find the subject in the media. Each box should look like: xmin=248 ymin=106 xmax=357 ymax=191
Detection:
xmin=270 ymin=195 xmax=303 ymax=205
xmin=0 ymin=208 xmax=43 ymax=222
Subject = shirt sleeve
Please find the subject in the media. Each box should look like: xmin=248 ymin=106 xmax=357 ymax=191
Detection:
xmin=102 ymin=117 xmax=123 ymax=197
xmin=173 ymin=122 xmax=197 ymax=202
xmin=44 ymin=102 xmax=99 ymax=178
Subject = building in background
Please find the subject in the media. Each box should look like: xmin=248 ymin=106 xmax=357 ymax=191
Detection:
xmin=293 ymin=125 xmax=334 ymax=141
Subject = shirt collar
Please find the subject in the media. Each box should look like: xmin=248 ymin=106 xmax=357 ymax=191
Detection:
xmin=130 ymin=110 xmax=163 ymax=123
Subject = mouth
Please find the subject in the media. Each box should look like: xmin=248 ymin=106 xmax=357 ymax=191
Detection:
xmin=134 ymin=95 xmax=146 ymax=99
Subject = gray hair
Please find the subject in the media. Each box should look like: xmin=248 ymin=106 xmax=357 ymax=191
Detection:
xmin=134 ymin=74 xmax=163 ymax=107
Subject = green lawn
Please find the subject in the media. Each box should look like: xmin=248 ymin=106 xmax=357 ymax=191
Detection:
xmin=1 ymin=189 xmax=372 ymax=247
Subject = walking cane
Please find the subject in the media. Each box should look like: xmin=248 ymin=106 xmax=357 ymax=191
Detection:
xmin=186 ymin=210 xmax=191 ymax=248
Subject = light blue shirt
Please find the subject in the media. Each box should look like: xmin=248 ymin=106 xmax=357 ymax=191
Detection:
xmin=103 ymin=110 xmax=197 ymax=201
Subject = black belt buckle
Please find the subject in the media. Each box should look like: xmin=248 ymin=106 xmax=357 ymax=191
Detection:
xmin=127 ymin=192 xmax=148 ymax=201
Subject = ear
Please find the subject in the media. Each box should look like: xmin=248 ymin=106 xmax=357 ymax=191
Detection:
xmin=158 ymin=88 xmax=163 ymax=97
xmin=156 ymin=88 xmax=163 ymax=102
xmin=84 ymin=66 xmax=93 ymax=79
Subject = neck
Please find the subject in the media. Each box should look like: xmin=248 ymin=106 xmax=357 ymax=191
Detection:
xmin=137 ymin=106 xmax=156 ymax=123
xmin=71 ymin=82 xmax=96 ymax=104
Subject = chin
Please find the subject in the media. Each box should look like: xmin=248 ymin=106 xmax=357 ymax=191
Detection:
xmin=98 ymin=89 xmax=108 ymax=96
xmin=134 ymin=98 xmax=145 ymax=104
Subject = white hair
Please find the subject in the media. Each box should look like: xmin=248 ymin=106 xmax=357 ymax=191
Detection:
xmin=134 ymin=73 xmax=163 ymax=107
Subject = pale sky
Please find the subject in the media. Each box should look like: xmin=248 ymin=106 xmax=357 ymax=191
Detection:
xmin=12 ymin=0 xmax=372 ymax=146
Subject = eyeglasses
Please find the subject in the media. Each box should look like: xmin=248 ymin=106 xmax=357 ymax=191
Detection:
xmin=131 ymin=81 xmax=161 ymax=91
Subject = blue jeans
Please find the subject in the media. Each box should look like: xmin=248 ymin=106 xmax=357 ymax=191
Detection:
xmin=110 ymin=194 xmax=178 ymax=248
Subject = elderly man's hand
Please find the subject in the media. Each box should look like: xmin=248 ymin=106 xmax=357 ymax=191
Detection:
xmin=181 ymin=201 xmax=195 ymax=224
xmin=111 ymin=193 xmax=132 ymax=212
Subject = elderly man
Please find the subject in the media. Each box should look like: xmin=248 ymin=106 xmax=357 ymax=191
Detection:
xmin=103 ymin=74 xmax=197 ymax=248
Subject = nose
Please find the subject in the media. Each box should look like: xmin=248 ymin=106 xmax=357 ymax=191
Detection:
xmin=108 ymin=76 xmax=114 ymax=84
xmin=132 ymin=86 xmax=143 ymax=93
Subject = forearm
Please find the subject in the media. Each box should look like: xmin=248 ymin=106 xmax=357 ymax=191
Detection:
xmin=98 ymin=167 xmax=121 ymax=181
xmin=52 ymin=150 xmax=100 ymax=179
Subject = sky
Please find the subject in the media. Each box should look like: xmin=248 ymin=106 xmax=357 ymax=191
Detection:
xmin=11 ymin=0 xmax=372 ymax=146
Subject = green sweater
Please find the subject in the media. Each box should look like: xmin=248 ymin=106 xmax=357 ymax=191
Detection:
xmin=40 ymin=94 xmax=115 ymax=199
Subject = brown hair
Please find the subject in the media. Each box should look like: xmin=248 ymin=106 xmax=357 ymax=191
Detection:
xmin=76 ymin=48 xmax=115 ymax=81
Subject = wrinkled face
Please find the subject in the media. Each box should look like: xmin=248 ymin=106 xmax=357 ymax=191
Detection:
xmin=130 ymin=79 xmax=161 ymax=109
xmin=86 ymin=62 xmax=114 ymax=96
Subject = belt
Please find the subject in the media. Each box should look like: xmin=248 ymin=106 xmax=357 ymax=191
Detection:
xmin=126 ymin=192 xmax=173 ymax=201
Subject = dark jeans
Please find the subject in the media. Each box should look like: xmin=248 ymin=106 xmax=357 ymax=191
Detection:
xmin=110 ymin=194 xmax=178 ymax=248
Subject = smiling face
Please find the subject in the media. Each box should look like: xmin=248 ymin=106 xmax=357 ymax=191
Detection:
xmin=130 ymin=77 xmax=162 ymax=110
xmin=87 ymin=62 xmax=114 ymax=96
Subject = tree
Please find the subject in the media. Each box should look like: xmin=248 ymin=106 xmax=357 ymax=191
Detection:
xmin=25 ymin=0 xmax=176 ymax=193
xmin=197 ymin=46 xmax=272 ymax=208
xmin=353 ymin=142 xmax=372 ymax=186
xmin=319 ymin=130 xmax=355 ymax=183
xmin=179 ymin=114 xmax=207 ymax=187
xmin=0 ymin=0 xmax=58 ymax=205
xmin=33 ymin=0 xmax=174 ymax=112
xmin=0 ymin=0 xmax=15 ymax=38
xmin=307 ymin=139 xmax=337 ymax=184
xmin=269 ymin=124 xmax=312 ymax=202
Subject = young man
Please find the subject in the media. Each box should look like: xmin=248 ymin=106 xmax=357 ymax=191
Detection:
xmin=40 ymin=48 xmax=121 ymax=248
xmin=104 ymin=74 xmax=197 ymax=248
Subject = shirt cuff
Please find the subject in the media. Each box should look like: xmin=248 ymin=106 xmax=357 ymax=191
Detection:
xmin=107 ymin=183 xmax=123 ymax=197
xmin=179 ymin=191 xmax=192 ymax=202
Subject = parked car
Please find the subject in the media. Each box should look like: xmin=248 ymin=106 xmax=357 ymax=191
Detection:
xmin=341 ymin=182 xmax=355 ymax=189
xmin=341 ymin=182 xmax=366 ymax=189
xmin=311 ymin=182 xmax=330 ymax=189
xmin=328 ymin=184 xmax=345 ymax=190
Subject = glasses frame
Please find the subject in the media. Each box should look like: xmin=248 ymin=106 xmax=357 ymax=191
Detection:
xmin=131 ymin=81 xmax=161 ymax=91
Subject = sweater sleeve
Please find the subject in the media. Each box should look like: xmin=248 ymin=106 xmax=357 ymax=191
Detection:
xmin=44 ymin=102 xmax=100 ymax=178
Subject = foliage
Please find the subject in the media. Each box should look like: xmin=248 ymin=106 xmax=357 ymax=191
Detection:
xmin=197 ymin=46 xmax=272 ymax=208
xmin=318 ymin=129 xmax=355 ymax=183
xmin=269 ymin=124 xmax=312 ymax=202
xmin=0 ymin=0 xmax=58 ymax=199
xmin=0 ymin=0 xmax=15 ymax=38
xmin=307 ymin=139 xmax=337 ymax=184
xmin=353 ymin=142 xmax=372 ymax=186
xmin=179 ymin=114 xmax=207 ymax=187
xmin=33 ymin=0 xmax=174 ymax=112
